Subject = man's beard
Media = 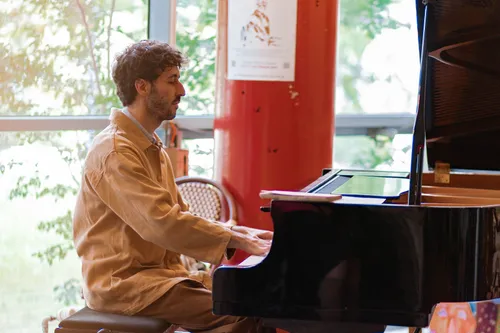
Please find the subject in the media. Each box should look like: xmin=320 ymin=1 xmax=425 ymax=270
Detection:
xmin=146 ymin=88 xmax=177 ymax=121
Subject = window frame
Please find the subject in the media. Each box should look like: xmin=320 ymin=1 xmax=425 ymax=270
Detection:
xmin=0 ymin=113 xmax=415 ymax=138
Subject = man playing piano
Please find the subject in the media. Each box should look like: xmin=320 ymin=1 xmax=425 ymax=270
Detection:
xmin=73 ymin=40 xmax=274 ymax=333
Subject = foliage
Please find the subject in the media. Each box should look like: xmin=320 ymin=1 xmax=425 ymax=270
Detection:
xmin=337 ymin=0 xmax=411 ymax=114
xmin=54 ymin=278 xmax=82 ymax=307
xmin=1 ymin=0 xmax=119 ymax=116
xmin=352 ymin=135 xmax=396 ymax=169
xmin=188 ymin=143 xmax=214 ymax=177
xmin=175 ymin=0 xmax=217 ymax=115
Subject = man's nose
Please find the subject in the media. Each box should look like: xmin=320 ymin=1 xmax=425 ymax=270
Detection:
xmin=178 ymin=82 xmax=186 ymax=96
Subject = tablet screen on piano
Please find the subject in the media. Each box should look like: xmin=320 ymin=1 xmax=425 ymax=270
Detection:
xmin=331 ymin=175 xmax=409 ymax=199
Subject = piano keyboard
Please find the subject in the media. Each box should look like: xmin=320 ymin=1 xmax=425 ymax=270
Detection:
xmin=238 ymin=255 xmax=265 ymax=267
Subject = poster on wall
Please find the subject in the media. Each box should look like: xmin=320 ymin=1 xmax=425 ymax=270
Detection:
xmin=227 ymin=0 xmax=298 ymax=81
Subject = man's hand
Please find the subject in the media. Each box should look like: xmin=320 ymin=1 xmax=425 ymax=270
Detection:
xmin=227 ymin=225 xmax=273 ymax=257
xmin=231 ymin=225 xmax=273 ymax=241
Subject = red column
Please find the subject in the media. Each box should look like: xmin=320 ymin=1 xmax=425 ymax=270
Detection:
xmin=214 ymin=0 xmax=339 ymax=264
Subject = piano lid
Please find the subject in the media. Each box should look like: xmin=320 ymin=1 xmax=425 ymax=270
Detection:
xmin=415 ymin=0 xmax=500 ymax=172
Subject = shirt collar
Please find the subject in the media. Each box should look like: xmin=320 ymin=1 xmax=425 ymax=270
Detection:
xmin=109 ymin=108 xmax=164 ymax=151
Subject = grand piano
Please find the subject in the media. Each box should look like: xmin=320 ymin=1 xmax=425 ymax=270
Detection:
xmin=212 ymin=0 xmax=500 ymax=332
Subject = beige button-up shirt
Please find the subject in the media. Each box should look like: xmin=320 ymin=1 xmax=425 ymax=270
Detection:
xmin=73 ymin=108 xmax=232 ymax=315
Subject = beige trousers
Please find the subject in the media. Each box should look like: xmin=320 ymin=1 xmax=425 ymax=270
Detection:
xmin=137 ymin=280 xmax=276 ymax=333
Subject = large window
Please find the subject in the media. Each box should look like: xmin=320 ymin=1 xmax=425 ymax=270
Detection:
xmin=334 ymin=0 xmax=419 ymax=170
xmin=0 ymin=130 xmax=96 ymax=332
xmin=1 ymin=1 xmax=149 ymax=332
xmin=1 ymin=0 xmax=149 ymax=117
xmin=175 ymin=0 xmax=217 ymax=116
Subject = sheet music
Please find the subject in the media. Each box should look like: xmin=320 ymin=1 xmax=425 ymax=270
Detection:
xmin=260 ymin=190 xmax=341 ymax=202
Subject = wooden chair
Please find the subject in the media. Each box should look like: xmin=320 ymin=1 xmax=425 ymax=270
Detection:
xmin=175 ymin=176 xmax=238 ymax=224
xmin=175 ymin=176 xmax=238 ymax=273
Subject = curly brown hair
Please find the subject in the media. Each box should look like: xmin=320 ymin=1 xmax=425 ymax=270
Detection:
xmin=112 ymin=40 xmax=188 ymax=106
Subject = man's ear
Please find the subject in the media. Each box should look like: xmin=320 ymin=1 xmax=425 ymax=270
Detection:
xmin=135 ymin=79 xmax=151 ymax=97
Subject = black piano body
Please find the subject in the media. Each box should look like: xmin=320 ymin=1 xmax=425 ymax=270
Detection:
xmin=213 ymin=169 xmax=500 ymax=332
xmin=213 ymin=0 xmax=500 ymax=332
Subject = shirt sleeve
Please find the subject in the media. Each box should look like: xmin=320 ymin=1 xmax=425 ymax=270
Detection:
xmin=90 ymin=149 xmax=232 ymax=265
xmin=174 ymin=183 xmax=235 ymax=261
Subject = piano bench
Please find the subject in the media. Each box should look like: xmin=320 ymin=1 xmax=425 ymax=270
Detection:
xmin=54 ymin=306 xmax=173 ymax=333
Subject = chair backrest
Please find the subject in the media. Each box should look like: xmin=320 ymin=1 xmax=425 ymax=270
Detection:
xmin=175 ymin=176 xmax=238 ymax=273
xmin=175 ymin=176 xmax=238 ymax=223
